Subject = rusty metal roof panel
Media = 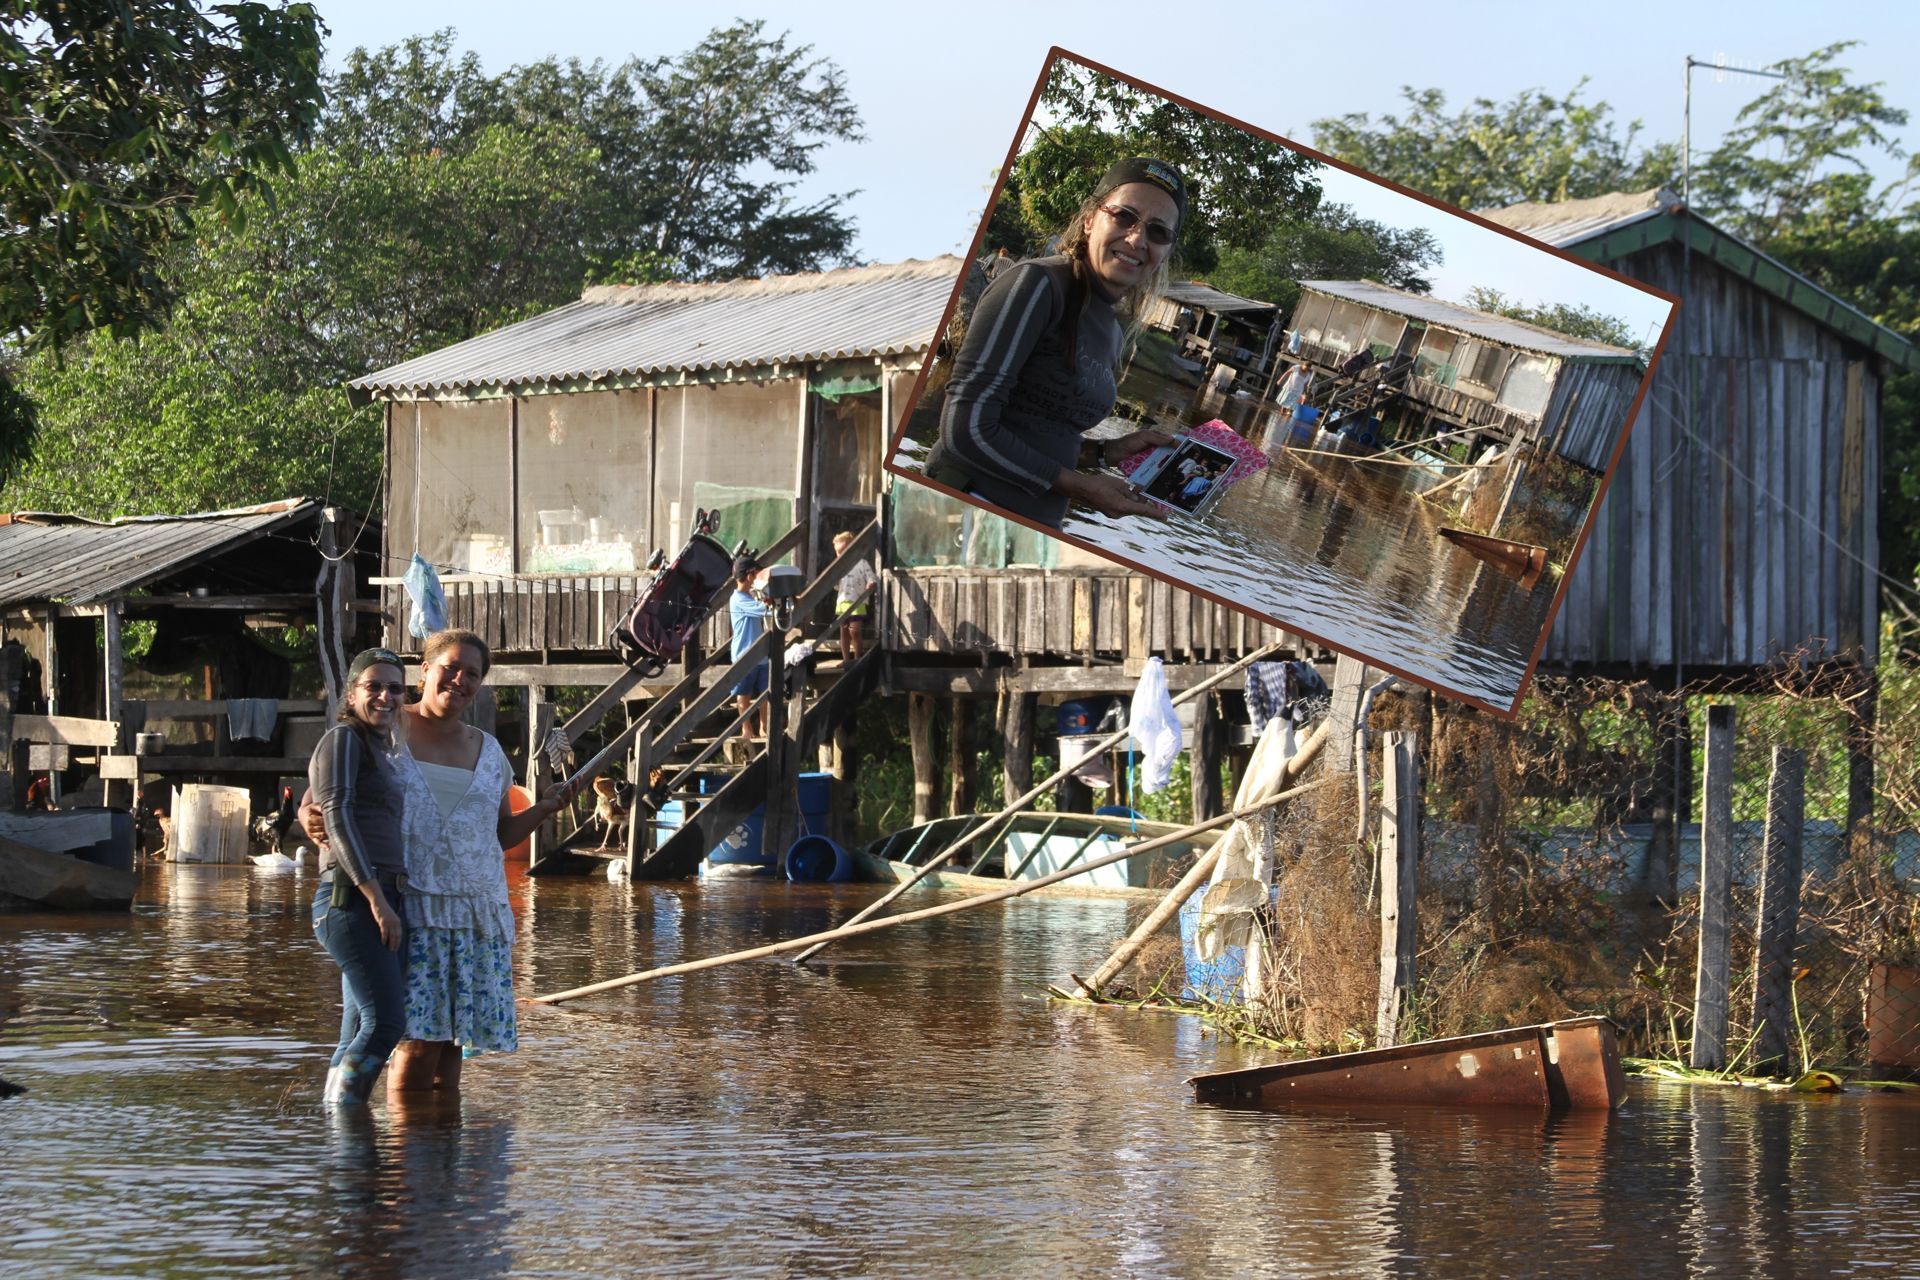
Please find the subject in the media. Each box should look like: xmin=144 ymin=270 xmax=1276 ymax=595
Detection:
xmin=351 ymin=257 xmax=963 ymax=399
xmin=0 ymin=499 xmax=317 ymax=607
xmin=1298 ymin=278 xmax=1643 ymax=362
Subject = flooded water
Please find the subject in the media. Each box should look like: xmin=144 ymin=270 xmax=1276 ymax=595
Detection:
xmin=6 ymin=865 xmax=1920 ymax=1279
xmin=1070 ymin=372 xmax=1559 ymax=711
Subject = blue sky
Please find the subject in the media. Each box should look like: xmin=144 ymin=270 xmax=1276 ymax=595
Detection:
xmin=312 ymin=0 xmax=1917 ymax=341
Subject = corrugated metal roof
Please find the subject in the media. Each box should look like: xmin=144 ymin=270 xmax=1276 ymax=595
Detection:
xmin=350 ymin=257 xmax=963 ymax=401
xmin=0 ymin=499 xmax=317 ymax=607
xmin=1481 ymin=187 xmax=1677 ymax=248
xmin=1298 ymin=279 xmax=1642 ymax=362
xmin=1164 ymin=281 xmax=1276 ymax=315
xmin=1482 ymin=187 xmax=1919 ymax=372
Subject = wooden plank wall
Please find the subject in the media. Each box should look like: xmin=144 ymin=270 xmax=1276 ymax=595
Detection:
xmin=383 ymin=578 xmax=734 ymax=656
xmin=1543 ymin=242 xmax=1879 ymax=670
xmin=885 ymin=569 xmax=1308 ymax=663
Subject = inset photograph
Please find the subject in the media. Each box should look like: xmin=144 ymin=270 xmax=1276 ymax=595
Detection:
xmin=887 ymin=51 xmax=1678 ymax=715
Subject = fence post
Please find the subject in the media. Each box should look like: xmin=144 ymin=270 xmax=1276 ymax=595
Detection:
xmin=1691 ymin=704 xmax=1736 ymax=1071
xmin=1375 ymin=731 xmax=1420 ymax=1048
xmin=1750 ymin=745 xmax=1806 ymax=1073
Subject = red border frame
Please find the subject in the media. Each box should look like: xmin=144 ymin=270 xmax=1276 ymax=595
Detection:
xmin=881 ymin=48 xmax=1682 ymax=719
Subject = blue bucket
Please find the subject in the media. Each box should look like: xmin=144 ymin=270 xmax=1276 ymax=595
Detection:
xmin=1295 ymin=405 xmax=1321 ymax=426
xmin=786 ymin=835 xmax=851 ymax=883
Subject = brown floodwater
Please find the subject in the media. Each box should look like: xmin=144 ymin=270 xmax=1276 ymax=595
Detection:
xmin=1070 ymin=372 xmax=1564 ymax=711
xmin=4 ymin=864 xmax=1919 ymax=1279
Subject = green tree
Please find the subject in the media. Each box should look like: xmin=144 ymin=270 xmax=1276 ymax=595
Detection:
xmin=1017 ymin=61 xmax=1323 ymax=275
xmin=1311 ymin=81 xmax=1677 ymax=211
xmin=1 ymin=0 xmax=325 ymax=484
xmin=1208 ymin=204 xmax=1443 ymax=313
xmin=321 ymin=23 xmax=863 ymax=281
xmin=1462 ymin=286 xmax=1639 ymax=348
xmin=4 ymin=23 xmax=867 ymax=519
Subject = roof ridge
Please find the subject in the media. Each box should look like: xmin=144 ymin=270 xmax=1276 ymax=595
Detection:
xmin=581 ymin=256 xmax=963 ymax=306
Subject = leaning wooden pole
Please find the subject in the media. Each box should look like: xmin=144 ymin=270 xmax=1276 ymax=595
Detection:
xmin=788 ymin=643 xmax=1286 ymax=965
xmin=1070 ymin=719 xmax=1327 ymax=1000
xmin=531 ymin=778 xmax=1333 ymax=1004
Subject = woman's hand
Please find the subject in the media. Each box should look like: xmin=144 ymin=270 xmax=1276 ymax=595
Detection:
xmin=1054 ymin=469 xmax=1171 ymax=521
xmin=363 ymin=882 xmax=404 ymax=952
xmin=1101 ymin=428 xmax=1175 ymax=468
xmin=299 ymin=801 xmax=327 ymax=846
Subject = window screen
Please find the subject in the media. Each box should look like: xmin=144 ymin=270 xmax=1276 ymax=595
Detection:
xmin=1495 ymin=355 xmax=1554 ymax=418
xmin=1291 ymin=293 xmax=1332 ymax=345
xmin=411 ymin=399 xmax=512 ymax=573
xmin=888 ymin=483 xmax=1058 ymax=569
xmin=517 ymin=389 xmax=650 ymax=573
xmin=653 ymin=380 xmax=801 ymax=556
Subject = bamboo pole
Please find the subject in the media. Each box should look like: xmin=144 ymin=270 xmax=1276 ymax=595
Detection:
xmin=788 ymin=642 xmax=1286 ymax=964
xmin=531 ymin=777 xmax=1333 ymax=1004
xmin=1070 ymin=719 xmax=1327 ymax=1000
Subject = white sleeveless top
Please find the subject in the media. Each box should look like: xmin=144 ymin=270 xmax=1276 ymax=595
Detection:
xmin=396 ymin=737 xmax=515 ymax=939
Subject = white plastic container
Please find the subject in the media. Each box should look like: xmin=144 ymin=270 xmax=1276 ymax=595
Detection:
xmin=171 ymin=784 xmax=252 ymax=863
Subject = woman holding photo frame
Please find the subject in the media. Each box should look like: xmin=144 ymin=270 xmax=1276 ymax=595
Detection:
xmin=925 ymin=157 xmax=1188 ymax=529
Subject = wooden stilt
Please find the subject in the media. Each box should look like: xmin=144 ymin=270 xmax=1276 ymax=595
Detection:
xmin=1691 ymin=704 xmax=1735 ymax=1072
xmin=999 ymin=690 xmax=1034 ymax=807
xmin=947 ymin=695 xmax=974 ymax=816
xmin=908 ymin=692 xmax=938 ymax=826
xmin=1845 ymin=664 xmax=1878 ymax=862
xmin=1191 ymin=691 xmax=1223 ymax=821
xmin=1750 ymin=745 xmax=1806 ymax=1073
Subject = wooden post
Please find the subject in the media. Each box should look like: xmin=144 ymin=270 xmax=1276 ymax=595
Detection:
xmin=999 ymin=690 xmax=1034 ymax=808
xmin=1691 ymin=704 xmax=1735 ymax=1071
xmin=1643 ymin=689 xmax=1689 ymax=905
xmin=42 ymin=612 xmax=59 ymax=805
xmin=1750 ymin=745 xmax=1806 ymax=1073
xmin=1191 ymin=691 xmax=1224 ymax=821
xmin=1325 ymin=652 xmax=1371 ymax=773
xmin=828 ymin=718 xmax=857 ymax=847
xmin=908 ymin=692 xmax=938 ymax=825
xmin=1844 ymin=665 xmax=1878 ymax=862
xmin=947 ymin=696 xmax=974 ymax=816
xmin=626 ymin=724 xmax=651 ymax=870
xmin=762 ymin=660 xmax=797 ymax=872
xmin=315 ymin=506 xmax=350 ymax=708
xmin=524 ymin=685 xmax=552 ymax=865
xmin=100 ymin=598 xmax=126 ymax=809
xmin=1375 ymin=731 xmax=1420 ymax=1048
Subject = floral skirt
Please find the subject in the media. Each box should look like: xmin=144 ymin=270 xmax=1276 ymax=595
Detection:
xmin=403 ymin=925 xmax=518 ymax=1053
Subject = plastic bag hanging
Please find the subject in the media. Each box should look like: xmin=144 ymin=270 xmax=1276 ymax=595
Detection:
xmin=402 ymin=553 xmax=448 ymax=639
xmin=1128 ymin=657 xmax=1182 ymax=794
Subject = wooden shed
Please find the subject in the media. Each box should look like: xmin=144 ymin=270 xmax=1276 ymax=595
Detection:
xmin=1484 ymin=188 xmax=1918 ymax=675
xmin=1289 ymin=279 xmax=1648 ymax=474
xmin=0 ymin=499 xmax=375 ymax=813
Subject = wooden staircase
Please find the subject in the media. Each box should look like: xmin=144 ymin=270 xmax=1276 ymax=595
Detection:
xmin=526 ymin=518 xmax=879 ymax=880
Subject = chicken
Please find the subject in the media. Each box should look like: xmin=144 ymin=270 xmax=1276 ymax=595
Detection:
xmin=592 ymin=777 xmax=634 ymax=851
xmin=251 ymin=786 xmax=299 ymax=855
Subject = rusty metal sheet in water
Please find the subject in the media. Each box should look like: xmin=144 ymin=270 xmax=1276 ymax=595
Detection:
xmin=1189 ymin=1019 xmax=1626 ymax=1110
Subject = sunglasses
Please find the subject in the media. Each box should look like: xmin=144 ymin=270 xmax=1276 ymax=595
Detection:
xmin=1099 ymin=203 xmax=1176 ymax=247
xmin=355 ymin=681 xmax=407 ymax=700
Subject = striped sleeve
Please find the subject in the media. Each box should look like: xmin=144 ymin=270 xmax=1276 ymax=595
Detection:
xmin=310 ymin=727 xmax=376 ymax=886
xmin=936 ymin=263 xmax=1067 ymax=496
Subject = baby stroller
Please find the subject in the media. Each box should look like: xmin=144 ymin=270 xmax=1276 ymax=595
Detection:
xmin=608 ymin=509 xmax=749 ymax=677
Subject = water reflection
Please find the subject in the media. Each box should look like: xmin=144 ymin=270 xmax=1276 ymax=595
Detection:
xmin=4 ymin=869 xmax=1920 ymax=1278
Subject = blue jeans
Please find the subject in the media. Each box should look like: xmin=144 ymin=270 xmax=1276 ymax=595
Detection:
xmin=312 ymin=876 xmax=407 ymax=1101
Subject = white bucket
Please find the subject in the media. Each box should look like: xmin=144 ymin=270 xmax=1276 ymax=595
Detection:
xmin=171 ymin=784 xmax=252 ymax=863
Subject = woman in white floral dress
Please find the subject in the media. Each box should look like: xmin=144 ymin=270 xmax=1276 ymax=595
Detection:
xmin=387 ymin=628 xmax=572 ymax=1094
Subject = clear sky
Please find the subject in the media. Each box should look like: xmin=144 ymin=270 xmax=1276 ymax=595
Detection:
xmin=310 ymin=0 xmax=1917 ymax=339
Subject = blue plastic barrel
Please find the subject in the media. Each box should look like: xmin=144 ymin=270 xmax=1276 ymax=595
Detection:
xmin=1295 ymin=405 xmax=1321 ymax=425
xmin=785 ymin=834 xmax=851 ymax=882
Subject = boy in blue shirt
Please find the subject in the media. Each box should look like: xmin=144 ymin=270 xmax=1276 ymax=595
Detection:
xmin=729 ymin=556 xmax=772 ymax=751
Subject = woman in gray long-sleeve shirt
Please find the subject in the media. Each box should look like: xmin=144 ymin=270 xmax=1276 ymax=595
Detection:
xmin=309 ymin=647 xmax=408 ymax=1106
xmin=925 ymin=156 xmax=1189 ymax=528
